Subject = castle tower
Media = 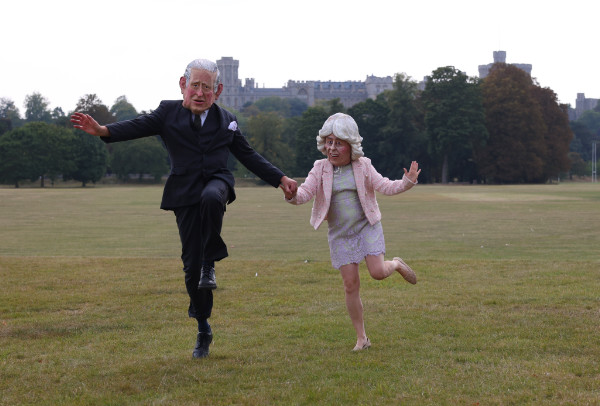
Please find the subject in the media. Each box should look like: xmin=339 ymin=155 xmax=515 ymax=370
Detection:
xmin=216 ymin=57 xmax=241 ymax=88
xmin=493 ymin=51 xmax=506 ymax=63
xmin=479 ymin=51 xmax=532 ymax=78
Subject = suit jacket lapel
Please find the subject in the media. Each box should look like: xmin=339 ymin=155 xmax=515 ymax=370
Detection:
xmin=202 ymin=105 xmax=229 ymax=151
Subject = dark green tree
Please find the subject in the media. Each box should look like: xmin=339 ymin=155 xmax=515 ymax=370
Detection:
xmin=51 ymin=107 xmax=70 ymax=127
xmin=110 ymin=137 xmax=168 ymax=182
xmin=577 ymin=110 xmax=600 ymax=139
xmin=253 ymin=97 xmax=290 ymax=117
xmin=567 ymin=152 xmax=588 ymax=178
xmin=74 ymin=94 xmax=116 ymax=125
xmin=422 ymin=67 xmax=488 ymax=183
xmin=294 ymin=105 xmax=329 ymax=176
xmin=530 ymin=86 xmax=573 ymax=179
xmin=110 ymin=95 xmax=138 ymax=121
xmin=569 ymin=120 xmax=595 ymax=161
xmin=347 ymin=97 xmax=390 ymax=161
xmin=0 ymin=98 xmax=22 ymax=129
xmin=479 ymin=64 xmax=547 ymax=183
xmin=317 ymin=98 xmax=346 ymax=115
xmin=0 ymin=119 xmax=10 ymax=136
xmin=33 ymin=123 xmax=78 ymax=186
xmin=244 ymin=97 xmax=308 ymax=119
xmin=0 ymin=122 xmax=77 ymax=187
xmin=281 ymin=115 xmax=301 ymax=154
xmin=24 ymin=92 xmax=52 ymax=123
xmin=245 ymin=112 xmax=293 ymax=175
xmin=0 ymin=131 xmax=37 ymax=187
xmin=375 ymin=74 xmax=427 ymax=180
xmin=64 ymin=131 xmax=109 ymax=186
xmin=288 ymin=98 xmax=309 ymax=117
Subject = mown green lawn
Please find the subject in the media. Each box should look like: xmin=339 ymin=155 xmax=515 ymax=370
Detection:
xmin=1 ymin=183 xmax=599 ymax=405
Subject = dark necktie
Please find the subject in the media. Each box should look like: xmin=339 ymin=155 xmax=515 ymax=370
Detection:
xmin=193 ymin=114 xmax=202 ymax=131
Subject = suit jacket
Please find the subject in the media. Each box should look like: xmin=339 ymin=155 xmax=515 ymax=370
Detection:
xmin=104 ymin=100 xmax=285 ymax=210
xmin=287 ymin=157 xmax=417 ymax=230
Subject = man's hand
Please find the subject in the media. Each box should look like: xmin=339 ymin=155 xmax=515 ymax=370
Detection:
xmin=70 ymin=112 xmax=109 ymax=137
xmin=403 ymin=161 xmax=421 ymax=183
xmin=279 ymin=176 xmax=297 ymax=200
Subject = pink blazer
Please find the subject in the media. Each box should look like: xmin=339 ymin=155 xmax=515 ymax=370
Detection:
xmin=287 ymin=157 xmax=417 ymax=230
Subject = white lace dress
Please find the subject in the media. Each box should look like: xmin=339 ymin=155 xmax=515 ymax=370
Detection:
xmin=327 ymin=164 xmax=385 ymax=269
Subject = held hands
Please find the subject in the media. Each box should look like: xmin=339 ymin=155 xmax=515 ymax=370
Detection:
xmin=280 ymin=176 xmax=298 ymax=200
xmin=403 ymin=161 xmax=421 ymax=184
xmin=70 ymin=112 xmax=108 ymax=137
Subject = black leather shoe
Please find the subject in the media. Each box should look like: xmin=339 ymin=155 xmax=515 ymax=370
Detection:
xmin=198 ymin=266 xmax=217 ymax=290
xmin=192 ymin=331 xmax=213 ymax=358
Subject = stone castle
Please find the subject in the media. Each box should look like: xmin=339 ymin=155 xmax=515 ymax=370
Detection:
xmin=477 ymin=51 xmax=597 ymax=120
xmin=573 ymin=93 xmax=599 ymax=120
xmin=478 ymin=50 xmax=533 ymax=78
xmin=215 ymin=54 xmax=597 ymax=120
xmin=216 ymin=57 xmax=394 ymax=110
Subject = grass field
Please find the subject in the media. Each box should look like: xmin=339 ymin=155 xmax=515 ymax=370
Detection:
xmin=1 ymin=183 xmax=599 ymax=405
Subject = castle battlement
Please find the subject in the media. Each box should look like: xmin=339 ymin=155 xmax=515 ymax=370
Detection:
xmin=216 ymin=57 xmax=393 ymax=110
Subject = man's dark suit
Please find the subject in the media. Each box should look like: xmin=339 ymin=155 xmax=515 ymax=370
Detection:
xmin=103 ymin=100 xmax=285 ymax=319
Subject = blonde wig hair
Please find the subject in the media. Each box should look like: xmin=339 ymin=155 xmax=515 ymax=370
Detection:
xmin=316 ymin=113 xmax=364 ymax=161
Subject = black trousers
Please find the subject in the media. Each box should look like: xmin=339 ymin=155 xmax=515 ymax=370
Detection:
xmin=174 ymin=179 xmax=230 ymax=319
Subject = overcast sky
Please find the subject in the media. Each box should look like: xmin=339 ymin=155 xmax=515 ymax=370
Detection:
xmin=1 ymin=0 xmax=598 ymax=116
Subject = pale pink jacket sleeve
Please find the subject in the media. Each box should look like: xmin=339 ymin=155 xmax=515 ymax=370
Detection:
xmin=285 ymin=159 xmax=330 ymax=229
xmin=355 ymin=157 xmax=416 ymax=226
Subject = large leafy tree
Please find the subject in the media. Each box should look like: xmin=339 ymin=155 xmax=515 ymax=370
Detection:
xmin=244 ymin=97 xmax=283 ymax=116
xmin=245 ymin=111 xmax=293 ymax=175
xmin=576 ymin=110 xmax=600 ymax=140
xmin=0 ymin=122 xmax=77 ymax=187
xmin=422 ymin=67 xmax=488 ymax=183
xmin=0 ymin=119 xmax=10 ymax=136
xmin=294 ymin=105 xmax=329 ymax=176
xmin=74 ymin=94 xmax=116 ymax=125
xmin=0 ymin=131 xmax=37 ymax=187
xmin=567 ymin=152 xmax=588 ymax=178
xmin=51 ymin=107 xmax=70 ymax=128
xmin=347 ymin=97 xmax=390 ymax=169
xmin=110 ymin=137 xmax=168 ymax=182
xmin=63 ymin=131 xmax=109 ymax=186
xmin=24 ymin=92 xmax=52 ymax=123
xmin=569 ymin=120 xmax=595 ymax=161
xmin=529 ymin=86 xmax=573 ymax=178
xmin=375 ymin=74 xmax=426 ymax=180
xmin=0 ymin=98 xmax=22 ymax=129
xmin=288 ymin=98 xmax=309 ymax=117
xmin=316 ymin=98 xmax=346 ymax=116
xmin=245 ymin=96 xmax=308 ymax=119
xmin=479 ymin=64 xmax=547 ymax=183
xmin=110 ymin=95 xmax=138 ymax=121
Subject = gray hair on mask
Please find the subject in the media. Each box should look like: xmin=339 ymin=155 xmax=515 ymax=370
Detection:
xmin=183 ymin=59 xmax=221 ymax=92
xmin=316 ymin=113 xmax=364 ymax=161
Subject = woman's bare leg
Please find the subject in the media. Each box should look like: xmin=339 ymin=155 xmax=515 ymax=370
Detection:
xmin=365 ymin=254 xmax=417 ymax=284
xmin=365 ymin=254 xmax=398 ymax=280
xmin=339 ymin=263 xmax=369 ymax=349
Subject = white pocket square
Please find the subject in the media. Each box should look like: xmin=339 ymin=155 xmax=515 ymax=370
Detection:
xmin=228 ymin=121 xmax=238 ymax=131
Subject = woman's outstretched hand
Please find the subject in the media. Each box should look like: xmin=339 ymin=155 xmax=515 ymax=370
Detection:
xmin=404 ymin=161 xmax=421 ymax=183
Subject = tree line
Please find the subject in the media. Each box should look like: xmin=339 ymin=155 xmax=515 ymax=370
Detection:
xmin=1 ymin=63 xmax=598 ymax=187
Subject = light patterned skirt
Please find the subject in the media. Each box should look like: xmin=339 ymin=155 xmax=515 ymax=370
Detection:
xmin=327 ymin=190 xmax=385 ymax=270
